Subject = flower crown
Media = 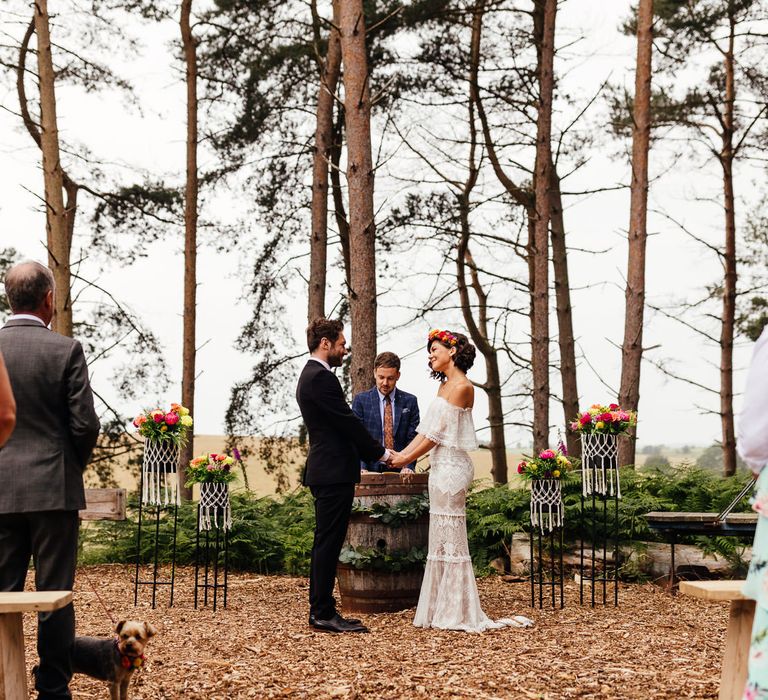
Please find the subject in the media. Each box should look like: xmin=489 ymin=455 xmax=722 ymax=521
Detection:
xmin=428 ymin=328 xmax=458 ymax=346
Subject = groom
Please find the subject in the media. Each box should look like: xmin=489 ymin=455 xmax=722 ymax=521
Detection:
xmin=296 ymin=318 xmax=393 ymax=633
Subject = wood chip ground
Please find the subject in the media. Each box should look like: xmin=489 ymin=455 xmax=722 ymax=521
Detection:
xmin=19 ymin=565 xmax=729 ymax=698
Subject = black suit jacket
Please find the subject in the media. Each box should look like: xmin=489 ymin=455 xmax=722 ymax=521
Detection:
xmin=296 ymin=360 xmax=385 ymax=486
xmin=0 ymin=319 xmax=101 ymax=513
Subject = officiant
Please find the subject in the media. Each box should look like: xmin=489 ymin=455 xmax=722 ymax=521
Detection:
xmin=352 ymin=352 xmax=420 ymax=473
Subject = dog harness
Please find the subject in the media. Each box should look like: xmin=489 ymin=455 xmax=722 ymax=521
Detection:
xmin=115 ymin=638 xmax=146 ymax=669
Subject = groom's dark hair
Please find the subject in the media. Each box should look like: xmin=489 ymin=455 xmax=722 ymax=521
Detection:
xmin=307 ymin=317 xmax=344 ymax=352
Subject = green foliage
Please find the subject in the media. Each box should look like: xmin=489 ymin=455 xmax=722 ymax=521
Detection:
xmin=351 ymin=494 xmax=429 ymax=527
xmin=696 ymin=444 xmax=748 ymax=473
xmin=80 ymin=466 xmax=755 ymax=578
xmin=339 ymin=545 xmax=427 ymax=572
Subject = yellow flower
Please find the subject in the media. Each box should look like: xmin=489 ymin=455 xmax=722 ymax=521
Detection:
xmin=179 ymin=406 xmax=190 ymax=416
xmin=553 ymin=470 xmax=561 ymax=478
xmin=160 ymin=425 xmax=168 ymax=432
xmin=595 ymin=421 xmax=605 ymax=430
xmin=556 ymin=455 xmax=568 ymax=467
xmin=180 ymin=415 xmax=193 ymax=427
xmin=589 ymin=408 xmax=600 ymax=416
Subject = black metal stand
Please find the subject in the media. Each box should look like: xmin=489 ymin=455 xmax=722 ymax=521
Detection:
xmin=529 ymin=526 xmax=564 ymax=609
xmin=579 ymin=486 xmax=619 ymax=607
xmin=193 ymin=505 xmax=229 ymax=611
xmin=133 ymin=468 xmax=178 ymax=608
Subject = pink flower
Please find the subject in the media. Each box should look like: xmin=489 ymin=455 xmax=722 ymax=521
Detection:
xmin=619 ymin=411 xmax=630 ymax=421
xmin=570 ymin=421 xmax=579 ymax=431
xmin=539 ymin=449 xmax=555 ymax=460
xmin=165 ymin=413 xmax=179 ymax=426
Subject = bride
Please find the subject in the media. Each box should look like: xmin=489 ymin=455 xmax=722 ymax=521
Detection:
xmin=391 ymin=329 xmax=533 ymax=632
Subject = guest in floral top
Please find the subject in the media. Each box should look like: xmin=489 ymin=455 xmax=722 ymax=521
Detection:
xmin=738 ymin=325 xmax=768 ymax=700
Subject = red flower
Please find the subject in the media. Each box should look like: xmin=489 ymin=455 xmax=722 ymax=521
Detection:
xmin=153 ymin=413 xmax=164 ymax=423
xmin=579 ymin=413 xmax=592 ymax=426
xmin=517 ymin=462 xmax=526 ymax=474
xmin=600 ymin=412 xmax=613 ymax=422
xmin=165 ymin=412 xmax=180 ymax=426
xmin=609 ymin=403 xmax=620 ymax=410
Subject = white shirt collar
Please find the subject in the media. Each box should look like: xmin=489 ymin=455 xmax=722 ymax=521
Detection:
xmin=308 ymin=356 xmax=331 ymax=371
xmin=8 ymin=314 xmax=46 ymax=326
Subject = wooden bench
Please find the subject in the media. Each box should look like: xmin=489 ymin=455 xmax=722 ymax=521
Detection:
xmin=79 ymin=488 xmax=126 ymax=521
xmin=679 ymin=580 xmax=754 ymax=700
xmin=0 ymin=591 xmax=72 ymax=700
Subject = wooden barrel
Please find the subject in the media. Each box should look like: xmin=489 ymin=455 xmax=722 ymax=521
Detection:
xmin=337 ymin=472 xmax=429 ymax=613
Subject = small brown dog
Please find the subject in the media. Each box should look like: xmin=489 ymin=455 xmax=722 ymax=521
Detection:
xmin=72 ymin=620 xmax=157 ymax=700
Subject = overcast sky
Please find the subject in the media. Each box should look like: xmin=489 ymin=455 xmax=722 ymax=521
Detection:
xmin=0 ymin=0 xmax=762 ymax=451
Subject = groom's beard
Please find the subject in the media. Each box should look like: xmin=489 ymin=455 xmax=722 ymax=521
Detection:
xmin=328 ymin=351 xmax=344 ymax=368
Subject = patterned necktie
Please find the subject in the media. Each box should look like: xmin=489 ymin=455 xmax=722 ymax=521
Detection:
xmin=383 ymin=395 xmax=394 ymax=450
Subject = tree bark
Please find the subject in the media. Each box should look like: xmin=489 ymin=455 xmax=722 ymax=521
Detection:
xmin=33 ymin=0 xmax=73 ymax=336
xmin=308 ymin=0 xmax=343 ymax=322
xmin=180 ymin=0 xmax=198 ymax=499
xmin=618 ymin=0 xmax=653 ymax=469
xmin=549 ymin=164 xmax=580 ymax=459
xmin=453 ymin=0 xmax=508 ymax=484
xmin=720 ymin=6 xmax=737 ymax=477
xmin=530 ymin=0 xmax=557 ymax=452
xmin=339 ymin=0 xmax=377 ymax=395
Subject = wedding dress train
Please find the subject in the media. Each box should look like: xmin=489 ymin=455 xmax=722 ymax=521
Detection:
xmin=413 ymin=397 xmax=533 ymax=632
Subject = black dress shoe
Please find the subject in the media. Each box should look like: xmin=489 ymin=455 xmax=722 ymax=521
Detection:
xmin=309 ymin=613 xmax=368 ymax=633
xmin=309 ymin=613 xmax=362 ymax=626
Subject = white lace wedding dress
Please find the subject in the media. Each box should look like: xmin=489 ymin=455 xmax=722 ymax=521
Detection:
xmin=413 ymin=397 xmax=533 ymax=632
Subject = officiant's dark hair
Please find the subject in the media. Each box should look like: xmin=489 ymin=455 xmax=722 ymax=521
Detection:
xmin=307 ymin=317 xmax=344 ymax=352
xmin=428 ymin=331 xmax=475 ymax=380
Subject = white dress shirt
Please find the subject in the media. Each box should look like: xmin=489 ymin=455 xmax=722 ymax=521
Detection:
xmin=737 ymin=327 xmax=768 ymax=473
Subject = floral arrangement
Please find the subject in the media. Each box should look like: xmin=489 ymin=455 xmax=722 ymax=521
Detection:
xmin=570 ymin=403 xmax=637 ymax=435
xmin=133 ymin=403 xmax=193 ymax=445
xmin=185 ymin=453 xmax=237 ymax=486
xmin=517 ymin=446 xmax=573 ymax=481
xmin=428 ymin=328 xmax=458 ymax=346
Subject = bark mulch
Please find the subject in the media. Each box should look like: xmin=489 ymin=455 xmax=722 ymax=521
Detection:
xmin=19 ymin=565 xmax=728 ymax=699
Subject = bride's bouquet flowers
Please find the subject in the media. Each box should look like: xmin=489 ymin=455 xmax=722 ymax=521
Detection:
xmin=517 ymin=447 xmax=573 ymax=481
xmin=570 ymin=403 xmax=636 ymax=435
xmin=133 ymin=403 xmax=193 ymax=445
xmin=185 ymin=453 xmax=237 ymax=486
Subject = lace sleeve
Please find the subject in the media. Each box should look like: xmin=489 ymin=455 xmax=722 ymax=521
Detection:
xmin=417 ymin=399 xmax=478 ymax=451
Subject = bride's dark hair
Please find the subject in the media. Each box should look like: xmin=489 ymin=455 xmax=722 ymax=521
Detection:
xmin=428 ymin=330 xmax=476 ymax=381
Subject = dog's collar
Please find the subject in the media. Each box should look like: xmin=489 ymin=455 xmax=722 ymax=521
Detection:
xmin=114 ymin=638 xmax=146 ymax=669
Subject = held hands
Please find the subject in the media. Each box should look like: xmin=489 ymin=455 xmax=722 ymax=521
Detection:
xmin=389 ymin=451 xmax=410 ymax=470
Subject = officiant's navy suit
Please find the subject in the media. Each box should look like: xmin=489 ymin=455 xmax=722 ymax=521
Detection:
xmin=352 ymin=387 xmax=419 ymax=471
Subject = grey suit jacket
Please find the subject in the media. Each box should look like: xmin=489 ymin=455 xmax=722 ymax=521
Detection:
xmin=0 ymin=319 xmax=101 ymax=513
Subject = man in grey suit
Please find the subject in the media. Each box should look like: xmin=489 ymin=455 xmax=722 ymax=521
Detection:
xmin=0 ymin=261 xmax=100 ymax=700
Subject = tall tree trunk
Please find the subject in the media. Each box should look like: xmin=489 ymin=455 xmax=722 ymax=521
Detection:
xmin=180 ymin=0 xmax=198 ymax=499
xmin=530 ymin=0 xmax=557 ymax=452
xmin=549 ymin=165 xmax=579 ymax=458
xmin=339 ymin=0 xmax=377 ymax=395
xmin=34 ymin=0 xmax=73 ymax=336
xmin=463 ymin=0 xmax=507 ymax=483
xmin=308 ymin=0 xmax=343 ymax=321
xmin=330 ymin=111 xmax=352 ymax=292
xmin=720 ymin=8 xmax=737 ymax=477
xmin=618 ymin=0 xmax=653 ymax=469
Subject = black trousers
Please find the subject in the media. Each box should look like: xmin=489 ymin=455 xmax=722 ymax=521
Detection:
xmin=308 ymin=483 xmax=355 ymax=620
xmin=0 ymin=510 xmax=79 ymax=700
